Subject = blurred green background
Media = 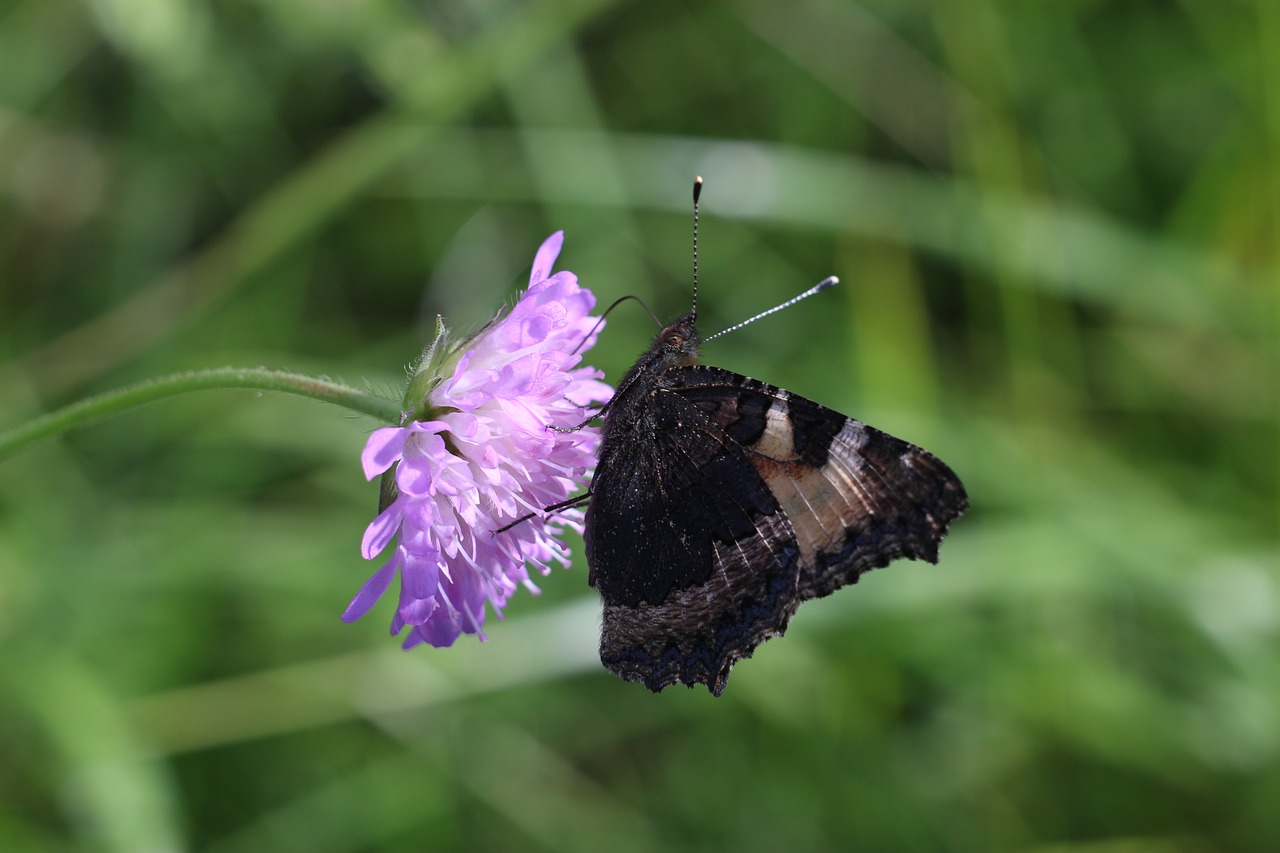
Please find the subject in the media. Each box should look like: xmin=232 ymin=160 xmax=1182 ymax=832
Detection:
xmin=1 ymin=0 xmax=1276 ymax=850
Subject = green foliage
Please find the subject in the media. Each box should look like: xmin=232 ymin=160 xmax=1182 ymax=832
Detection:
xmin=1 ymin=0 xmax=1275 ymax=850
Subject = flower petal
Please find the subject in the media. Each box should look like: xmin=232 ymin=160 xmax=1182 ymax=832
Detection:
xmin=341 ymin=554 xmax=400 ymax=622
xmin=361 ymin=427 xmax=409 ymax=480
xmin=415 ymin=616 xmax=462 ymax=648
xmin=397 ymin=594 xmax=438 ymax=626
xmin=529 ymin=230 xmax=563 ymax=286
xmin=401 ymin=549 xmax=442 ymax=600
xmin=361 ymin=502 xmax=402 ymax=559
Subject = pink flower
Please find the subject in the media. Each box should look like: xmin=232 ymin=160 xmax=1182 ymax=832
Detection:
xmin=344 ymin=232 xmax=612 ymax=648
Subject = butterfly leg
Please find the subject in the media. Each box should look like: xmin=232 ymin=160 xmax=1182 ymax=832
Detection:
xmin=548 ymin=406 xmax=608 ymax=433
xmin=494 ymin=491 xmax=593 ymax=534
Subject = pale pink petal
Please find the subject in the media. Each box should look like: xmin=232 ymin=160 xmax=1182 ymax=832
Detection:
xmin=361 ymin=502 xmax=403 ymax=559
xmin=401 ymin=550 xmax=442 ymax=600
xmin=341 ymin=554 xmax=400 ymax=622
xmin=529 ymin=230 xmax=564 ymax=286
xmin=395 ymin=451 xmax=434 ymax=497
xmin=361 ymin=428 xmax=409 ymax=479
xmin=415 ymin=616 xmax=462 ymax=648
xmin=398 ymin=596 xmax=437 ymax=626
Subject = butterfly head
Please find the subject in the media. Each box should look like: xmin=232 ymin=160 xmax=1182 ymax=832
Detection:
xmin=607 ymin=310 xmax=701 ymax=411
xmin=655 ymin=311 xmax=701 ymax=368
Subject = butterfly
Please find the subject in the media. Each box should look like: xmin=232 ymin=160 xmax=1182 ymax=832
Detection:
xmin=580 ymin=180 xmax=968 ymax=696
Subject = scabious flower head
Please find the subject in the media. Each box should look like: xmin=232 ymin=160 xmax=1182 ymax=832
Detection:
xmin=344 ymin=231 xmax=612 ymax=648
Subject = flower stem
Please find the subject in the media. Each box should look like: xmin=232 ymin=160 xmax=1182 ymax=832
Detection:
xmin=0 ymin=367 xmax=402 ymax=461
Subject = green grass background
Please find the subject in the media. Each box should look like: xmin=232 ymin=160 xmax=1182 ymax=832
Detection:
xmin=1 ymin=1 xmax=1276 ymax=850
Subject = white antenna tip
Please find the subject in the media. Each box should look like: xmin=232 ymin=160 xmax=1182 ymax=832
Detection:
xmin=703 ymin=274 xmax=840 ymax=343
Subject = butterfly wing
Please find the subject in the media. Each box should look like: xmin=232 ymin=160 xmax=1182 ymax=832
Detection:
xmin=585 ymin=373 xmax=806 ymax=696
xmin=673 ymin=366 xmax=968 ymax=602
xmin=586 ymin=364 xmax=968 ymax=696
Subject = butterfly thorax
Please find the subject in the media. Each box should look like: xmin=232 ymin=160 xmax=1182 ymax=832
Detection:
xmin=598 ymin=312 xmax=700 ymax=442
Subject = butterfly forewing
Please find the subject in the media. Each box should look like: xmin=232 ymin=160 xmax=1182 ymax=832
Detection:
xmin=585 ymin=372 xmax=805 ymax=695
xmin=672 ymin=366 xmax=968 ymax=601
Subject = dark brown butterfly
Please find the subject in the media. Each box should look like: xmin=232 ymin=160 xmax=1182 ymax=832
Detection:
xmin=582 ymin=179 xmax=967 ymax=695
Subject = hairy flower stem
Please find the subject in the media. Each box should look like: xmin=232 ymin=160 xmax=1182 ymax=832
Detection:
xmin=0 ymin=367 xmax=402 ymax=461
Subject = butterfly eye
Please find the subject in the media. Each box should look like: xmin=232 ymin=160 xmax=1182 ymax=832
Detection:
xmin=665 ymin=332 xmax=685 ymax=348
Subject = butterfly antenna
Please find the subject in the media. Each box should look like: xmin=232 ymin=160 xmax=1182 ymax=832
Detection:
xmin=691 ymin=175 xmax=703 ymax=321
xmin=704 ymin=276 xmax=839 ymax=343
xmin=569 ymin=294 xmax=662 ymax=355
